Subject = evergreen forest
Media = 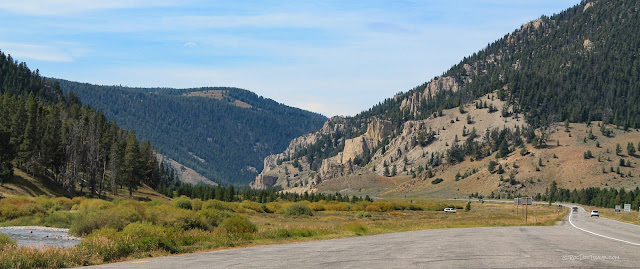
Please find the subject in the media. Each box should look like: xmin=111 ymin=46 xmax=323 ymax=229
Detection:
xmin=54 ymin=80 xmax=327 ymax=185
xmin=0 ymin=51 xmax=174 ymax=197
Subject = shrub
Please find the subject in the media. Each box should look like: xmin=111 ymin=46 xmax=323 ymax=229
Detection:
xmin=198 ymin=208 xmax=235 ymax=229
xmin=308 ymin=202 xmax=325 ymax=211
xmin=43 ymin=211 xmax=76 ymax=228
xmin=324 ymin=201 xmax=351 ymax=211
xmin=172 ymin=196 xmax=192 ymax=210
xmin=365 ymin=204 xmax=382 ymax=212
xmin=240 ymin=200 xmax=264 ymax=213
xmin=34 ymin=196 xmax=57 ymax=210
xmin=431 ymin=178 xmax=444 ymax=184
xmin=220 ymin=216 xmax=257 ymax=234
xmin=76 ymin=199 xmax=113 ymax=212
xmin=355 ymin=211 xmax=371 ymax=218
xmin=365 ymin=202 xmax=394 ymax=212
xmin=264 ymin=202 xmax=282 ymax=213
xmin=153 ymin=206 xmax=207 ymax=231
xmin=122 ymin=222 xmax=172 ymax=239
xmin=191 ymin=199 xmax=203 ymax=211
xmin=283 ymin=203 xmax=313 ymax=216
xmin=0 ymin=233 xmax=16 ymax=248
xmin=0 ymin=197 xmax=46 ymax=221
xmin=0 ymin=203 xmax=24 ymax=221
xmin=70 ymin=202 xmax=146 ymax=236
xmin=55 ymin=197 xmax=74 ymax=210
xmin=260 ymin=204 xmax=272 ymax=213
xmin=78 ymin=228 xmax=133 ymax=263
xmin=120 ymin=222 xmax=178 ymax=254
xmin=202 ymin=199 xmax=235 ymax=212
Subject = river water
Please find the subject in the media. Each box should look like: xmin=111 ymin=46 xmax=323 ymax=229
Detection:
xmin=0 ymin=226 xmax=82 ymax=248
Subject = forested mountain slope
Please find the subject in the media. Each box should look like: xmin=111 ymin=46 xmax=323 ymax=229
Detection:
xmin=55 ymin=80 xmax=327 ymax=186
xmin=251 ymin=0 xmax=640 ymax=195
xmin=0 ymin=51 xmax=175 ymax=198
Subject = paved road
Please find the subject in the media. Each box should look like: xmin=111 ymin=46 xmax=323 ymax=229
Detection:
xmin=83 ymin=205 xmax=640 ymax=269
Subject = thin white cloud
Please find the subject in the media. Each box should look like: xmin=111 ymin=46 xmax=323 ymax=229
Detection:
xmin=183 ymin=42 xmax=197 ymax=48
xmin=161 ymin=12 xmax=362 ymax=30
xmin=0 ymin=0 xmax=179 ymax=16
xmin=0 ymin=42 xmax=74 ymax=62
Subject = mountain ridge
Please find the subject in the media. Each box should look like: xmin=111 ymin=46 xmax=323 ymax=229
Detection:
xmin=54 ymin=79 xmax=327 ymax=186
xmin=251 ymin=0 xmax=640 ymax=196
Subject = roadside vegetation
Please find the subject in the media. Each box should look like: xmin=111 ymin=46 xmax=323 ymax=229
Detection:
xmin=0 ymin=195 xmax=564 ymax=268
xmin=582 ymin=205 xmax=640 ymax=225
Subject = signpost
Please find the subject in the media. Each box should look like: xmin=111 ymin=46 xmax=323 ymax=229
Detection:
xmin=624 ymin=204 xmax=631 ymax=212
xmin=615 ymin=205 xmax=621 ymax=213
xmin=514 ymin=197 xmax=533 ymax=223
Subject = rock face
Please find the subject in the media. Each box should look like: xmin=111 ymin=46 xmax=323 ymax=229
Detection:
xmin=250 ymin=89 xmax=527 ymax=192
xmin=522 ymin=18 xmax=544 ymax=31
xmin=400 ymin=76 xmax=465 ymax=117
xmin=341 ymin=119 xmax=394 ymax=164
xmin=250 ymin=116 xmax=348 ymax=189
xmin=583 ymin=39 xmax=595 ymax=51
xmin=583 ymin=1 xmax=594 ymax=12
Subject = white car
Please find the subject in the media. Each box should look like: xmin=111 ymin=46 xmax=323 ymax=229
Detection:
xmin=590 ymin=210 xmax=599 ymax=217
xmin=444 ymin=208 xmax=457 ymax=213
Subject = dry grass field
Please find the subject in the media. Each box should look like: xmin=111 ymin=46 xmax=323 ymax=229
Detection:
xmin=0 ymin=196 xmax=564 ymax=268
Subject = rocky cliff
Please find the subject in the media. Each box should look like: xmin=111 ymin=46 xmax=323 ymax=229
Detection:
xmin=251 ymin=88 xmax=525 ymax=193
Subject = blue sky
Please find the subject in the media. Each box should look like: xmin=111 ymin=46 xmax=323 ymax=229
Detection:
xmin=0 ymin=0 xmax=579 ymax=116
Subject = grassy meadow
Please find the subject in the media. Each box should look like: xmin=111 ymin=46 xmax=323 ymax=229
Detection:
xmin=0 ymin=195 xmax=565 ymax=268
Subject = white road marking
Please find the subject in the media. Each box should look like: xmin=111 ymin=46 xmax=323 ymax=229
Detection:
xmin=568 ymin=207 xmax=640 ymax=247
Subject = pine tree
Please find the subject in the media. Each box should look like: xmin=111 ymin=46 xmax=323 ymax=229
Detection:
xmin=0 ymin=127 xmax=15 ymax=184
xmin=109 ymin=136 xmax=124 ymax=195
xmin=627 ymin=142 xmax=636 ymax=156
xmin=123 ymin=133 xmax=141 ymax=197
xmin=17 ymin=94 xmax=38 ymax=174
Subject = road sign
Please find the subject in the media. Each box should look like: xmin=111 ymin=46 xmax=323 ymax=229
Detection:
xmin=515 ymin=197 xmax=533 ymax=205
xmin=615 ymin=205 xmax=621 ymax=212
xmin=624 ymin=204 xmax=631 ymax=212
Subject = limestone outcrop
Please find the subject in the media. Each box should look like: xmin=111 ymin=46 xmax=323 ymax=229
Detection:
xmin=250 ymin=116 xmax=347 ymax=189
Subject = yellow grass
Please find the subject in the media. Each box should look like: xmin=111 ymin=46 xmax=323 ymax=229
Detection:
xmin=583 ymin=205 xmax=640 ymax=225
xmin=0 ymin=197 xmax=566 ymax=268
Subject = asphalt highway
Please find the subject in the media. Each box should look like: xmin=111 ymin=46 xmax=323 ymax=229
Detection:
xmin=82 ymin=205 xmax=640 ymax=269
